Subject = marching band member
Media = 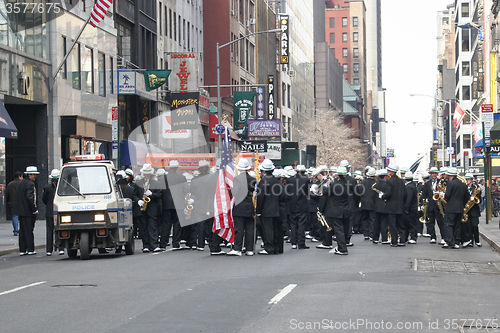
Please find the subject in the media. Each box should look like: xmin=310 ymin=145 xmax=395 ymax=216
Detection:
xmin=381 ymin=164 xmax=405 ymax=246
xmin=372 ymin=169 xmax=389 ymax=244
xmin=464 ymin=173 xmax=481 ymax=247
xmin=308 ymin=168 xmax=325 ymax=243
xmin=288 ymin=165 xmax=310 ymax=249
xmin=360 ymin=168 xmax=377 ymax=240
xmin=403 ymin=171 xmax=419 ymax=244
xmin=442 ymin=167 xmax=468 ymax=249
xmin=339 ymin=160 xmax=357 ymax=247
xmin=421 ymin=167 xmax=443 ymax=244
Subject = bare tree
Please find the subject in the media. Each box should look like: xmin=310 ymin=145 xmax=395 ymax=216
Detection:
xmin=298 ymin=108 xmax=368 ymax=171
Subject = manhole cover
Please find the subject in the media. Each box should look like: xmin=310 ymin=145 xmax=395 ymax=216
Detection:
xmin=51 ymin=284 xmax=97 ymax=288
xmin=414 ymin=259 xmax=500 ymax=275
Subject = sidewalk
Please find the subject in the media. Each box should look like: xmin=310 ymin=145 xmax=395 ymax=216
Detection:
xmin=1 ymin=218 xmax=500 ymax=256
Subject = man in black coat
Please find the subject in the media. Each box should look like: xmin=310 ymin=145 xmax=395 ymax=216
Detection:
xmin=443 ymin=168 xmax=469 ymax=248
xmin=360 ymin=168 xmax=377 ymax=240
xmin=403 ymin=172 xmax=419 ymax=244
xmin=463 ymin=174 xmax=481 ymax=247
xmin=320 ymin=166 xmax=352 ymax=255
xmin=42 ymin=169 xmax=62 ymax=256
xmin=339 ymin=160 xmax=358 ymax=247
xmin=16 ymin=166 xmax=39 ymax=255
xmin=134 ymin=163 xmax=162 ymax=252
xmin=227 ymin=159 xmax=256 ymax=256
xmin=125 ymin=169 xmax=141 ymax=238
xmin=308 ymin=168 xmax=326 ymax=243
xmin=160 ymin=160 xmax=188 ymax=251
xmin=256 ymin=159 xmax=281 ymax=255
xmin=6 ymin=171 xmax=23 ymax=236
xmin=381 ymin=164 xmax=406 ymax=246
xmin=372 ymin=169 xmax=389 ymax=244
xmin=287 ymin=165 xmax=310 ymax=249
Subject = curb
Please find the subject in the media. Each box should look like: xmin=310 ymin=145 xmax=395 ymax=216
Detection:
xmin=0 ymin=244 xmax=46 ymax=257
xmin=479 ymin=231 xmax=500 ymax=253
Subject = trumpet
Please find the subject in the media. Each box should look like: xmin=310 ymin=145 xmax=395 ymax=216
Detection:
xmin=317 ymin=208 xmax=332 ymax=232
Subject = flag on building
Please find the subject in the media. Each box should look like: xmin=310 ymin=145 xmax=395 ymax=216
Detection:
xmin=213 ymin=127 xmax=235 ymax=243
xmin=373 ymin=151 xmax=381 ymax=159
xmin=454 ymin=103 xmax=466 ymax=130
xmin=410 ymin=156 xmax=424 ymax=173
xmin=90 ymin=0 xmax=113 ymax=28
xmin=143 ymin=70 xmax=171 ymax=91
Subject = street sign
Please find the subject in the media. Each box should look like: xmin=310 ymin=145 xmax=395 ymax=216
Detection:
xmin=215 ymin=124 xmax=225 ymax=134
xmin=386 ymin=148 xmax=394 ymax=157
xmin=482 ymin=104 xmax=494 ymax=147
xmin=446 ymin=146 xmax=454 ymax=154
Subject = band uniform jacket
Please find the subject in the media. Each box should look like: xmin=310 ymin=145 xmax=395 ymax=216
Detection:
xmin=444 ymin=177 xmax=469 ymax=214
xmin=128 ymin=182 xmax=142 ymax=217
xmin=404 ymin=181 xmax=418 ymax=213
xmin=360 ymin=177 xmax=376 ymax=211
xmin=421 ymin=179 xmax=438 ymax=211
xmin=191 ymin=172 xmax=218 ymax=220
xmin=466 ymin=184 xmax=481 ymax=219
xmin=42 ymin=182 xmax=57 ymax=218
xmin=382 ymin=174 xmax=405 ymax=215
xmin=16 ymin=178 xmax=37 ymax=217
xmin=308 ymin=181 xmax=321 ymax=213
xmin=256 ymin=174 xmax=280 ymax=218
xmin=320 ymin=178 xmax=352 ymax=219
xmin=373 ymin=179 xmax=388 ymax=214
xmin=162 ymin=170 xmax=188 ymax=211
xmin=232 ymin=172 xmax=256 ymax=217
xmin=345 ymin=175 xmax=359 ymax=210
xmin=5 ymin=177 xmax=22 ymax=215
xmin=134 ymin=178 xmax=162 ymax=217
xmin=119 ymin=183 xmax=135 ymax=202
xmin=287 ymin=174 xmax=310 ymax=213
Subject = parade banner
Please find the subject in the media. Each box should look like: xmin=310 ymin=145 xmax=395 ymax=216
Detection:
xmin=233 ymin=91 xmax=256 ymax=138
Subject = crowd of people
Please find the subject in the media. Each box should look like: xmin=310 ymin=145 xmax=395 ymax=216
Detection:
xmin=6 ymin=158 xmax=484 ymax=257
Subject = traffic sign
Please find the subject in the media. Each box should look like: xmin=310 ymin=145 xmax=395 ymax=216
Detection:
xmin=447 ymin=147 xmax=454 ymax=154
xmin=215 ymin=124 xmax=225 ymax=134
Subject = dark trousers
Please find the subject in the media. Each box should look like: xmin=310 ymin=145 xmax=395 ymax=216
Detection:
xmin=162 ymin=209 xmax=181 ymax=248
xmin=148 ymin=214 xmax=159 ymax=249
xmin=361 ymin=209 xmax=375 ymax=238
xmin=308 ymin=212 xmax=322 ymax=240
xmin=138 ymin=214 xmax=151 ymax=250
xmin=471 ymin=217 xmax=480 ymax=244
xmin=386 ymin=214 xmax=403 ymax=245
xmin=209 ymin=229 xmax=225 ymax=252
xmin=261 ymin=216 xmax=280 ymax=254
xmin=290 ymin=211 xmax=307 ymax=246
xmin=373 ymin=213 xmax=388 ymax=242
xmin=197 ymin=218 xmax=212 ymax=249
xmin=274 ymin=219 xmax=284 ymax=254
xmin=443 ymin=213 xmax=462 ymax=246
xmin=403 ymin=211 xmax=418 ymax=242
xmin=132 ymin=215 xmax=140 ymax=237
xmin=461 ymin=217 xmax=473 ymax=244
xmin=322 ymin=222 xmax=334 ymax=246
xmin=19 ymin=215 xmax=35 ymax=253
xmin=352 ymin=209 xmax=363 ymax=233
xmin=46 ymin=217 xmax=59 ymax=253
xmin=181 ymin=225 xmax=197 ymax=248
xmin=330 ymin=216 xmax=350 ymax=253
xmin=427 ymin=208 xmax=445 ymax=240
xmin=233 ymin=216 xmax=254 ymax=252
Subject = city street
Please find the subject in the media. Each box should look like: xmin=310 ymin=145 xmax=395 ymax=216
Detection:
xmin=1 ymin=229 xmax=500 ymax=333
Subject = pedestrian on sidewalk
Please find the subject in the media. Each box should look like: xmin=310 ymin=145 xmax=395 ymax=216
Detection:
xmin=5 ymin=171 xmax=23 ymax=236
xmin=43 ymin=169 xmax=63 ymax=256
xmin=16 ymin=166 xmax=39 ymax=256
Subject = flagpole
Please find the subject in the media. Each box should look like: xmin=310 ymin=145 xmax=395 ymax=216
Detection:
xmin=51 ymin=16 xmax=92 ymax=90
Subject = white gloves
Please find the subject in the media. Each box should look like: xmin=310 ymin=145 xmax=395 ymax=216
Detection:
xmin=138 ymin=200 xmax=144 ymax=207
xmin=184 ymin=208 xmax=188 ymax=215
xmin=145 ymin=190 xmax=152 ymax=196
xmin=257 ymin=214 xmax=262 ymax=217
xmin=33 ymin=210 xmax=38 ymax=215
xmin=187 ymin=198 xmax=194 ymax=205
xmin=439 ymin=191 xmax=445 ymax=197
xmin=378 ymin=192 xmax=384 ymax=199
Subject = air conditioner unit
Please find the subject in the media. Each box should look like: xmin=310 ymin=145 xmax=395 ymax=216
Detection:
xmin=117 ymin=57 xmax=125 ymax=68
xmin=288 ymin=69 xmax=295 ymax=77
xmin=249 ymin=18 xmax=256 ymax=25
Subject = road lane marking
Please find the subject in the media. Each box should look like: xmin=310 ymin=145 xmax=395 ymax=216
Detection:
xmin=268 ymin=284 xmax=297 ymax=304
xmin=0 ymin=281 xmax=46 ymax=296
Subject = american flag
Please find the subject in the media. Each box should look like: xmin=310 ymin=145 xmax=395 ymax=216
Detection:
xmin=213 ymin=127 xmax=235 ymax=243
xmin=90 ymin=0 xmax=113 ymax=28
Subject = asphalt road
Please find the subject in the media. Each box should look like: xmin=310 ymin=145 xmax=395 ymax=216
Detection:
xmin=1 ymin=234 xmax=500 ymax=333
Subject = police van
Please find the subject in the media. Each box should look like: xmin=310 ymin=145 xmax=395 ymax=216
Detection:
xmin=53 ymin=154 xmax=134 ymax=259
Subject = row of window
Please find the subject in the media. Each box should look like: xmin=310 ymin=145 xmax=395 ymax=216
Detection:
xmin=329 ymin=32 xmax=359 ymax=44
xmin=342 ymin=63 xmax=360 ymax=74
xmin=329 ymin=16 xmax=358 ymax=28
xmin=342 ymin=48 xmax=359 ymax=58
xmin=61 ymin=37 xmax=114 ymax=97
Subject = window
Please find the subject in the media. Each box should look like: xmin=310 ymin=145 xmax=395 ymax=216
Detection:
xmin=353 ymin=32 xmax=359 ymax=42
xmin=98 ymin=52 xmax=105 ymax=96
xmin=330 ymin=33 xmax=335 ymax=43
xmin=83 ymin=46 xmax=93 ymax=93
xmin=462 ymin=85 xmax=470 ymax=100
xmin=462 ymin=29 xmax=469 ymax=51
xmin=353 ymin=17 xmax=358 ymax=27
xmin=71 ymin=42 xmax=81 ymax=89
xmin=343 ymin=48 xmax=348 ymax=58
xmin=462 ymin=61 xmax=470 ymax=76
xmin=329 ymin=17 xmax=335 ymax=28
xmin=461 ymin=3 xmax=469 ymax=17
xmin=282 ymin=83 xmax=286 ymax=107
xmin=159 ymin=2 xmax=162 ymax=35
xmin=58 ymin=166 xmax=111 ymax=196
xmin=353 ymin=78 xmax=360 ymax=85
xmin=463 ymin=135 xmax=471 ymax=149
xmin=353 ymin=63 xmax=359 ymax=73
xmin=353 ymin=48 xmax=359 ymax=58
xmin=164 ymin=6 xmax=167 ymax=37
xmin=173 ymin=12 xmax=177 ymax=41
xmin=287 ymin=84 xmax=291 ymax=108
xmin=169 ymin=9 xmax=172 ymax=38
xmin=342 ymin=17 xmax=347 ymax=27
xmin=109 ymin=56 xmax=114 ymax=94
xmin=187 ymin=21 xmax=190 ymax=50
xmin=62 ymin=36 xmax=67 ymax=79
xmin=342 ymin=33 xmax=347 ymax=43
xmin=343 ymin=64 xmax=348 ymax=73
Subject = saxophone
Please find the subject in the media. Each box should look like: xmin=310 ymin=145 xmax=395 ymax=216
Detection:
xmin=371 ymin=182 xmax=386 ymax=204
xmin=432 ymin=180 xmax=447 ymax=217
xmin=140 ymin=180 xmax=151 ymax=212
xmin=185 ymin=193 xmax=194 ymax=220
xmin=419 ymin=198 xmax=429 ymax=223
xmin=462 ymin=186 xmax=481 ymax=223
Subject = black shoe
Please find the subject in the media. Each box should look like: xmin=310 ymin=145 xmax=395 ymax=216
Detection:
xmin=13 ymin=232 xmax=18 ymax=236
xmin=390 ymin=244 xmax=398 ymax=247
xmin=298 ymin=245 xmax=310 ymax=249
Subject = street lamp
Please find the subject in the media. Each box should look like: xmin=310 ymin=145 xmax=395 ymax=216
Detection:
xmin=216 ymin=28 xmax=281 ymax=158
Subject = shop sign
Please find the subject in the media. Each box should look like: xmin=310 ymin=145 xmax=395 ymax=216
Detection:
xmin=117 ymin=70 xmax=136 ymax=94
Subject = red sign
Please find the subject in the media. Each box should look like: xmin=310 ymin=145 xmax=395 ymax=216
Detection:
xmin=112 ymin=106 xmax=118 ymax=120
xmin=199 ymin=95 xmax=209 ymax=109
xmin=209 ymin=113 xmax=225 ymax=139
xmin=481 ymin=104 xmax=493 ymax=113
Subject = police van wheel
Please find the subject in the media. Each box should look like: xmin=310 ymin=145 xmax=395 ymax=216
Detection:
xmin=68 ymin=249 xmax=77 ymax=258
xmin=125 ymin=231 xmax=135 ymax=255
xmin=80 ymin=232 xmax=90 ymax=260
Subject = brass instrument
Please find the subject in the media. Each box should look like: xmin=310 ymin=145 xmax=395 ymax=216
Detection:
xmin=317 ymin=208 xmax=332 ymax=232
xmin=140 ymin=180 xmax=151 ymax=212
xmin=185 ymin=193 xmax=194 ymax=220
xmin=419 ymin=198 xmax=429 ymax=223
xmin=462 ymin=186 xmax=481 ymax=223
xmin=371 ymin=182 xmax=386 ymax=203
xmin=432 ymin=180 xmax=447 ymax=217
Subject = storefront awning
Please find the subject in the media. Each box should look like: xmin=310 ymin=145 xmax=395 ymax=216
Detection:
xmin=0 ymin=100 xmax=18 ymax=139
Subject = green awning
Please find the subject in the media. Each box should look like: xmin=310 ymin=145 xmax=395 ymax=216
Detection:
xmin=489 ymin=120 xmax=500 ymax=146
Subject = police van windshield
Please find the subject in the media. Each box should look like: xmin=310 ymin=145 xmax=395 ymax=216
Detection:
xmin=57 ymin=166 xmax=111 ymax=196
